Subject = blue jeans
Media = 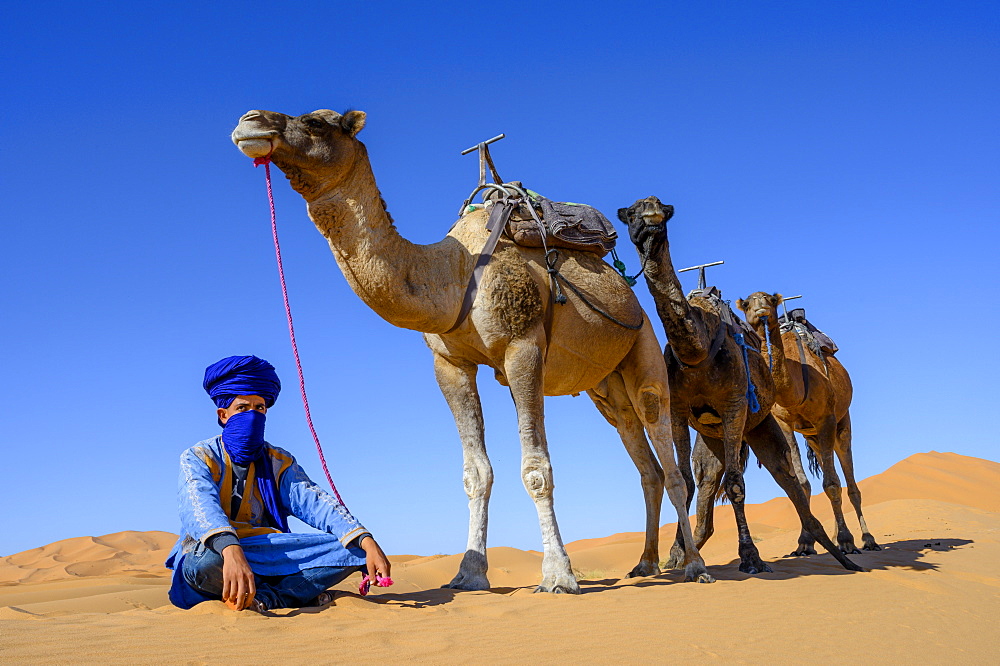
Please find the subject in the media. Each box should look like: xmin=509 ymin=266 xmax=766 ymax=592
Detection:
xmin=182 ymin=546 xmax=363 ymax=610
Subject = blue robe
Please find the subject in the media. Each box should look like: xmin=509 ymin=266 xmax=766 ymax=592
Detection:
xmin=165 ymin=436 xmax=368 ymax=608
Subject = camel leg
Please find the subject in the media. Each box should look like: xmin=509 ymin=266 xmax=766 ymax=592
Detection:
xmin=587 ymin=376 xmax=664 ymax=578
xmin=811 ymin=422 xmax=861 ymax=554
xmin=747 ymin=417 xmax=863 ymax=571
xmin=618 ymin=326 xmax=712 ymax=583
xmin=434 ymin=354 xmax=493 ymax=591
xmin=663 ymin=404 xmax=696 ymax=569
xmin=780 ymin=419 xmax=811 ymax=497
xmin=665 ymin=429 xmax=724 ymax=569
xmin=504 ymin=338 xmax=579 ymax=594
xmin=835 ymin=412 xmax=880 ymax=551
xmin=778 ymin=420 xmax=818 ymax=557
xmin=718 ymin=404 xmax=772 ymax=574
xmin=692 ymin=433 xmax=725 ymax=550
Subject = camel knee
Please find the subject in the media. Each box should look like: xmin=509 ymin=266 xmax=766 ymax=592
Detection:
xmin=463 ymin=462 xmax=493 ymax=500
xmin=521 ymin=458 xmax=553 ymax=500
xmin=724 ymin=474 xmax=746 ymax=504
xmin=638 ymin=388 xmax=663 ymax=425
xmin=640 ymin=467 xmax=665 ymax=492
xmin=847 ymin=487 xmax=863 ymax=506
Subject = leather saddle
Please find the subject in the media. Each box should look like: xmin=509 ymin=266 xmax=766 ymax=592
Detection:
xmin=779 ymin=308 xmax=839 ymax=356
xmin=485 ymin=184 xmax=617 ymax=257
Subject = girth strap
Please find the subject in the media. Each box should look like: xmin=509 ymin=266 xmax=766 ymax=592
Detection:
xmin=445 ymin=200 xmax=514 ymax=334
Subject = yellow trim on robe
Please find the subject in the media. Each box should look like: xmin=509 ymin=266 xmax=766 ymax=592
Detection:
xmin=270 ymin=447 xmax=295 ymax=482
xmin=192 ymin=446 xmax=222 ymax=485
xmin=217 ymin=447 xmax=284 ymax=539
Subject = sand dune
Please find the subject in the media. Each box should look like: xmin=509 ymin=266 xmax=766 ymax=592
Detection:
xmin=0 ymin=531 xmax=176 ymax=585
xmin=2 ymin=451 xmax=998 ymax=663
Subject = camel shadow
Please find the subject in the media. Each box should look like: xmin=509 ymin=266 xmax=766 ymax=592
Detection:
xmin=696 ymin=537 xmax=975 ymax=582
xmin=562 ymin=537 xmax=977 ymax=593
xmin=272 ymin=538 xmax=976 ymax=613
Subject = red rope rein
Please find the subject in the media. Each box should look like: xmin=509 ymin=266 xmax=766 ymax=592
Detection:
xmin=255 ymin=154 xmax=347 ymax=508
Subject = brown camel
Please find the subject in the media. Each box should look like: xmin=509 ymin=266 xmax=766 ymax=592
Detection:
xmin=231 ymin=109 xmax=714 ymax=593
xmin=619 ymin=196 xmax=862 ymax=573
xmin=737 ymin=292 xmax=879 ymax=553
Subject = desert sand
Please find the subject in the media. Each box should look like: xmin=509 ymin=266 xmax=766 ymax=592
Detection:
xmin=2 ymin=451 xmax=998 ymax=664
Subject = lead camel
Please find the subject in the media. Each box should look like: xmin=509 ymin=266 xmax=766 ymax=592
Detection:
xmin=232 ymin=109 xmax=713 ymax=592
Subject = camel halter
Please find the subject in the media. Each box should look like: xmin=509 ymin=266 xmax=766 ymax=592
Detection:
xmin=251 ymin=147 xmax=347 ymax=508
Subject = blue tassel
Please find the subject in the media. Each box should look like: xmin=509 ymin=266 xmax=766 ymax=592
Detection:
xmin=735 ymin=333 xmax=761 ymax=413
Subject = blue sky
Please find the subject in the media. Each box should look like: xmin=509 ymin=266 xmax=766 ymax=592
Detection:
xmin=2 ymin=1 xmax=997 ymax=558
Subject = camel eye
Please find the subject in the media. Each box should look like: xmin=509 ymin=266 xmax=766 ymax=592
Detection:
xmin=305 ymin=118 xmax=325 ymax=129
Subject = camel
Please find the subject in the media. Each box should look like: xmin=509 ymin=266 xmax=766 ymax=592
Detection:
xmin=231 ymin=108 xmax=713 ymax=593
xmin=619 ymin=196 xmax=862 ymax=574
xmin=737 ymin=292 xmax=879 ymax=553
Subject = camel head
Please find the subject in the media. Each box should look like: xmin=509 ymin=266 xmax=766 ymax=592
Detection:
xmin=737 ymin=291 xmax=783 ymax=326
xmin=617 ymin=196 xmax=675 ymax=261
xmin=232 ymin=109 xmax=368 ymax=200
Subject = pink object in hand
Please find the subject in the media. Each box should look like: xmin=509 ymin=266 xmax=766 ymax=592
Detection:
xmin=358 ymin=574 xmax=394 ymax=596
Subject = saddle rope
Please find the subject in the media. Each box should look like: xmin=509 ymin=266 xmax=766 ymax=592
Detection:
xmin=760 ymin=315 xmax=774 ymax=371
xmin=253 ymin=150 xmax=347 ymax=508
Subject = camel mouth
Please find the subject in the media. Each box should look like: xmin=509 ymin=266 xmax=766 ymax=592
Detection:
xmin=232 ymin=129 xmax=280 ymax=158
xmin=640 ymin=211 xmax=666 ymax=225
xmin=631 ymin=222 xmax=665 ymax=261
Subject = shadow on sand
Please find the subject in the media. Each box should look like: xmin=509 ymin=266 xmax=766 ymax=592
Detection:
xmin=274 ymin=537 xmax=974 ymax=614
xmin=611 ymin=537 xmax=976 ymax=590
xmin=279 ymin=586 xmax=468 ymax=615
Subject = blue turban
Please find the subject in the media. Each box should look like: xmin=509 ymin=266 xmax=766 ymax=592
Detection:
xmin=203 ymin=355 xmax=281 ymax=409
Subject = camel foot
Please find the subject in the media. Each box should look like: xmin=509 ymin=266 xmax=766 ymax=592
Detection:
xmin=684 ymin=562 xmax=715 ymax=584
xmin=737 ymin=541 xmax=773 ymax=574
xmin=534 ymin=573 xmax=581 ymax=594
xmin=442 ymin=571 xmax=490 ymax=591
xmin=662 ymin=554 xmax=684 ymax=570
xmin=839 ymin=543 xmax=862 ymax=555
xmin=662 ymin=543 xmax=686 ymax=570
xmin=626 ymin=561 xmax=661 ymax=578
xmin=787 ymin=542 xmax=817 ymax=557
xmin=837 ymin=530 xmax=862 ymax=554
xmin=739 ymin=559 xmax=774 ymax=575
xmin=862 ymin=536 xmax=882 ymax=551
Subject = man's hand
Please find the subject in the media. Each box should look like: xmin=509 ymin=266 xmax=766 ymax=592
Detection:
xmin=359 ymin=536 xmax=391 ymax=582
xmin=221 ymin=544 xmax=256 ymax=611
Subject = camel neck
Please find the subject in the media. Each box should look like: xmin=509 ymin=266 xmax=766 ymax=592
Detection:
xmin=304 ymin=155 xmax=468 ymax=333
xmin=642 ymin=238 xmax=713 ymax=365
xmin=758 ymin=314 xmax=799 ymax=407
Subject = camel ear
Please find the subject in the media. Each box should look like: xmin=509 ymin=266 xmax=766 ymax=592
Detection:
xmin=340 ymin=110 xmax=366 ymax=137
xmin=773 ymin=293 xmax=784 ymax=305
xmin=617 ymin=208 xmax=630 ymax=223
xmin=662 ymin=204 xmax=675 ymax=222
xmin=736 ymin=298 xmax=747 ymax=312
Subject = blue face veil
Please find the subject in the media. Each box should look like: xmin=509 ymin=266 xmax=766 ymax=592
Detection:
xmin=203 ymin=355 xmax=289 ymax=533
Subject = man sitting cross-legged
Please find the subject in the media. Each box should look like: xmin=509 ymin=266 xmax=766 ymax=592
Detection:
xmin=165 ymin=355 xmax=390 ymax=612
